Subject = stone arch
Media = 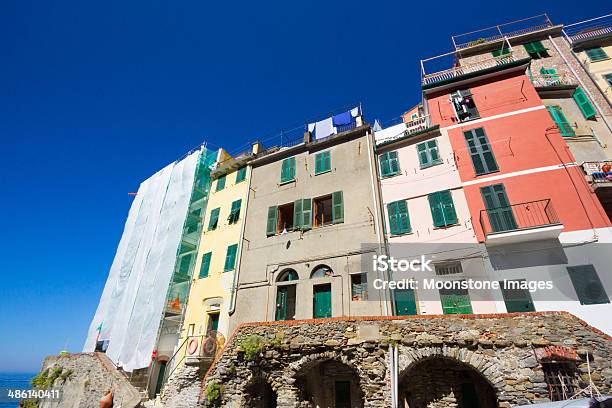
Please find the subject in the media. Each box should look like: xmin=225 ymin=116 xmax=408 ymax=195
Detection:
xmin=398 ymin=346 xmax=502 ymax=408
xmin=241 ymin=369 xmax=278 ymax=408
xmin=310 ymin=264 xmax=333 ymax=278
xmin=277 ymin=268 xmax=299 ymax=282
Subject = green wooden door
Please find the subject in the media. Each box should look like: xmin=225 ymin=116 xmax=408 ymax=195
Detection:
xmin=480 ymin=184 xmax=517 ymax=233
xmin=440 ymin=288 xmax=473 ymax=314
xmin=313 ymin=284 xmax=332 ymax=318
xmin=500 ymin=280 xmax=535 ymax=312
xmin=207 ymin=313 xmax=219 ymax=333
xmin=154 ymin=362 xmax=167 ymax=396
xmin=394 ymin=289 xmax=417 ymax=316
xmin=276 ymin=285 xmax=296 ymax=320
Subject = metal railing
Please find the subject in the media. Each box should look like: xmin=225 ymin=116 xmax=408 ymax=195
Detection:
xmin=564 ymin=14 xmax=612 ymax=45
xmin=583 ymin=161 xmax=612 ymax=184
xmin=530 ymin=72 xmax=578 ymax=87
xmin=479 ymin=199 xmax=560 ymax=236
xmin=405 ymin=115 xmax=432 ymax=135
xmin=423 ymin=54 xmax=516 ymax=85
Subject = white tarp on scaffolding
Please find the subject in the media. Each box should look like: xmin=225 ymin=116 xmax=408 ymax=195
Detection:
xmin=83 ymin=150 xmax=200 ymax=372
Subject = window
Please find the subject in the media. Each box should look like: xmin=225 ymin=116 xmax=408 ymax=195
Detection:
xmin=199 ymin=252 xmax=212 ymax=278
xmin=314 ymin=151 xmax=331 ymax=174
xmin=464 ymin=128 xmax=499 ymax=175
xmin=500 ymin=280 xmax=535 ymax=312
xmin=311 ymin=265 xmax=333 ymax=278
xmin=379 ymin=151 xmax=400 ymax=177
xmin=585 ymin=47 xmax=609 ymax=62
xmin=524 ymin=41 xmax=549 ymax=59
xmin=332 ymin=191 xmax=344 ymax=224
xmin=546 ymin=106 xmax=575 ymax=137
xmin=491 ymin=45 xmax=510 ymax=57
xmin=280 ymin=157 xmax=296 ymax=183
xmin=439 ymin=284 xmax=473 ymax=314
xmin=223 ymin=244 xmax=238 ymax=271
xmin=208 ymin=207 xmax=220 ymax=231
xmin=277 ymin=269 xmax=299 ymax=282
xmin=605 ymin=73 xmax=612 ymax=88
xmin=539 ymin=67 xmax=560 ymax=85
xmin=313 ymin=195 xmax=332 ymax=227
xmin=387 ymin=200 xmax=411 ymax=235
xmin=351 ymin=273 xmax=368 ymax=301
xmin=435 ymin=261 xmax=463 ymax=276
xmin=567 ymin=265 xmax=609 ymax=305
xmin=416 ymin=140 xmax=442 ymax=168
xmin=206 ymin=313 xmax=219 ymax=334
xmin=216 ymin=175 xmax=226 ymax=191
xmin=235 ymin=167 xmax=246 ymax=183
xmin=543 ymin=362 xmax=578 ymax=401
xmin=293 ymin=199 xmax=312 ymax=231
xmin=266 ymin=203 xmax=294 ymax=236
xmin=572 ymin=87 xmax=596 ymax=119
xmin=187 ymin=324 xmax=195 ymax=337
xmin=428 ymin=190 xmax=458 ymax=227
xmin=178 ymin=253 xmax=193 ymax=275
xmin=451 ymin=89 xmax=479 ymax=122
xmin=228 ymin=199 xmax=241 ymax=224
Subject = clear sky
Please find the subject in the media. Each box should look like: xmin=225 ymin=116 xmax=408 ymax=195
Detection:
xmin=0 ymin=0 xmax=608 ymax=373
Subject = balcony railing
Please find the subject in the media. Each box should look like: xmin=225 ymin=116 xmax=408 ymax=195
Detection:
xmin=479 ymin=199 xmax=561 ymax=237
xmin=564 ymin=14 xmax=612 ymax=45
xmin=530 ymin=73 xmax=577 ymax=87
xmin=583 ymin=161 xmax=612 ymax=185
xmin=405 ymin=115 xmax=431 ymax=135
xmin=423 ymin=54 xmax=516 ymax=86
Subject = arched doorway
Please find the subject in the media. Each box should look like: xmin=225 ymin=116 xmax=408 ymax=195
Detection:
xmin=275 ymin=269 xmax=298 ymax=321
xmin=295 ymin=359 xmax=363 ymax=408
xmin=399 ymin=357 xmax=497 ymax=408
xmin=244 ymin=376 xmax=277 ymax=408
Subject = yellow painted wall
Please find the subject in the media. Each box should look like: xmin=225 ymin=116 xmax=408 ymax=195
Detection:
xmin=179 ymin=163 xmax=250 ymax=354
xmin=576 ymin=44 xmax=612 ymax=104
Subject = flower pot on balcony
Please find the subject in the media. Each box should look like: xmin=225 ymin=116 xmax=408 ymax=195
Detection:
xmin=601 ymin=163 xmax=611 ymax=173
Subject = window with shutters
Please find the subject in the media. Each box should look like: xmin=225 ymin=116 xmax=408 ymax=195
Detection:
xmin=228 ymin=199 xmax=241 ymax=224
xmin=463 ymin=128 xmax=499 ymax=176
xmin=435 ymin=261 xmax=463 ymax=276
xmin=585 ymin=47 xmax=609 ymax=62
xmin=567 ymin=265 xmax=609 ymax=305
xmin=223 ymin=244 xmax=238 ymax=271
xmin=524 ymin=41 xmax=549 ymax=59
xmin=199 ymin=252 xmax=212 ymax=279
xmin=546 ymin=106 xmax=575 ymax=137
xmin=387 ymin=200 xmax=411 ymax=235
xmin=379 ymin=151 xmax=401 ymax=178
xmin=314 ymin=151 xmax=331 ymax=175
xmin=313 ymin=195 xmax=333 ymax=227
xmin=280 ymin=157 xmax=296 ymax=183
xmin=207 ymin=207 xmax=220 ymax=231
xmin=416 ymin=139 xmax=442 ymax=169
xmin=491 ymin=45 xmax=510 ymax=58
xmin=539 ymin=66 xmax=560 ymax=85
xmin=450 ymin=89 xmax=479 ymax=122
xmin=293 ymin=198 xmax=312 ymax=231
xmin=235 ymin=167 xmax=246 ymax=183
xmin=428 ymin=190 xmax=458 ymax=228
xmin=351 ymin=273 xmax=368 ymax=301
xmin=439 ymin=284 xmax=473 ymax=314
xmin=572 ymin=87 xmax=596 ymax=119
xmin=276 ymin=203 xmax=294 ymax=234
xmin=216 ymin=175 xmax=226 ymax=191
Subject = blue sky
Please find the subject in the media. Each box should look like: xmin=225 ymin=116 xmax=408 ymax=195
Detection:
xmin=0 ymin=0 xmax=608 ymax=373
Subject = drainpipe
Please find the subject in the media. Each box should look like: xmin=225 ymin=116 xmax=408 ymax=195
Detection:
xmin=548 ymin=35 xmax=612 ymax=135
xmin=389 ymin=344 xmax=396 ymax=408
xmin=366 ymin=129 xmax=389 ymax=316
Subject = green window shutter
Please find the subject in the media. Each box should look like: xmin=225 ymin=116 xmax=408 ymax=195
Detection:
xmin=491 ymin=46 xmax=509 ymax=57
xmin=228 ymin=199 xmax=241 ymax=223
xmin=199 ymin=252 xmax=212 ymax=278
xmin=208 ymin=207 xmax=220 ymax=230
xmin=440 ymin=190 xmax=458 ymax=225
xmin=585 ymin=47 xmax=608 ymax=62
xmin=417 ymin=140 xmax=441 ymax=168
xmin=380 ymin=151 xmax=400 ymax=177
xmin=315 ymin=151 xmax=331 ymax=174
xmin=546 ymin=106 xmax=575 ymax=137
xmin=387 ymin=200 xmax=410 ymax=235
xmin=532 ymin=41 xmax=546 ymax=52
xmin=293 ymin=199 xmax=303 ymax=230
xmin=315 ymin=153 xmax=323 ymax=174
xmin=428 ymin=192 xmax=445 ymax=228
xmin=281 ymin=157 xmax=296 ymax=183
xmin=235 ymin=167 xmax=246 ymax=183
xmin=567 ymin=265 xmax=609 ymax=305
xmin=464 ymin=128 xmax=498 ymax=175
xmin=332 ymin=191 xmax=344 ymax=224
xmin=223 ymin=244 xmax=238 ymax=271
xmin=302 ymin=198 xmax=312 ymax=230
xmin=417 ymin=142 xmax=430 ymax=167
xmin=524 ymin=42 xmax=536 ymax=54
xmin=266 ymin=206 xmax=278 ymax=236
xmin=573 ymin=87 xmax=596 ymax=119
xmin=216 ymin=175 xmax=226 ymax=191
xmin=388 ymin=151 xmax=400 ymax=175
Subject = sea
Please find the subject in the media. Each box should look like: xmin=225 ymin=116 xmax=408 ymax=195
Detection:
xmin=0 ymin=372 xmax=35 ymax=408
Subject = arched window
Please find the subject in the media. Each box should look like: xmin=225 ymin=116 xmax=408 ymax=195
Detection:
xmin=311 ymin=265 xmax=333 ymax=278
xmin=277 ymin=269 xmax=299 ymax=282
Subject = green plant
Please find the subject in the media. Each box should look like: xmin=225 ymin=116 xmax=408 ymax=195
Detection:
xmin=46 ymin=367 xmax=63 ymax=388
xmin=31 ymin=369 xmax=49 ymax=389
xmin=205 ymin=381 xmax=221 ymax=405
xmin=227 ymin=362 xmax=236 ymax=374
xmin=22 ymin=400 xmax=39 ymax=408
xmin=236 ymin=335 xmax=265 ymax=361
xmin=60 ymin=369 xmax=73 ymax=382
xmin=269 ymin=333 xmax=285 ymax=348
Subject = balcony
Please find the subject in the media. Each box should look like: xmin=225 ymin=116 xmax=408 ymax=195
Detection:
xmin=564 ymin=14 xmax=612 ymax=47
xmin=530 ymin=72 xmax=577 ymax=88
xmin=479 ymin=199 xmax=563 ymax=245
xmin=583 ymin=161 xmax=612 ymax=189
xmin=422 ymin=54 xmax=517 ymax=86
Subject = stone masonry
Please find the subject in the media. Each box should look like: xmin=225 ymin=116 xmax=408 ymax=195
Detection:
xmin=201 ymin=312 xmax=611 ymax=408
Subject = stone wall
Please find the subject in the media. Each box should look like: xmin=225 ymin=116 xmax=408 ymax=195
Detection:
xmin=202 ymin=312 xmax=611 ymax=408
xmin=160 ymin=363 xmax=206 ymax=408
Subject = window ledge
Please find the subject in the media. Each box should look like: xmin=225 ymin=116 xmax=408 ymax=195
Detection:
xmin=314 ymin=169 xmax=332 ymax=176
xmin=389 ymin=231 xmax=413 ymax=237
xmin=381 ymin=172 xmax=401 ymax=179
xmin=474 ymin=169 xmax=500 ymax=178
xmin=433 ymin=223 xmax=460 ymax=230
xmin=279 ymin=179 xmax=296 ymax=186
xmin=420 ymin=161 xmax=443 ymax=170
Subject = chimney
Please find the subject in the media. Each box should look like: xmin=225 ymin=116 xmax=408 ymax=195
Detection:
xmin=304 ymin=131 xmax=312 ymax=144
xmin=252 ymin=141 xmax=263 ymax=155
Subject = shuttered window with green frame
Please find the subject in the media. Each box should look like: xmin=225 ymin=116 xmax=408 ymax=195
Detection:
xmin=567 ymin=265 xmax=609 ymax=305
xmin=228 ymin=199 xmax=241 ymax=224
xmin=440 ymin=286 xmax=473 ymax=314
xmin=199 ymin=252 xmax=212 ymax=278
xmin=266 ymin=206 xmax=278 ymax=236
xmin=572 ymin=87 xmax=596 ymax=119
xmin=280 ymin=157 xmax=296 ymax=183
xmin=235 ymin=167 xmax=247 ymax=183
xmin=215 ymin=175 xmax=226 ymax=191
xmin=491 ymin=45 xmax=510 ymax=57
xmin=524 ymin=41 xmax=549 ymax=59
xmin=428 ymin=190 xmax=458 ymax=228
xmin=464 ymin=128 xmax=499 ymax=176
xmin=417 ymin=140 xmax=442 ymax=168
xmin=387 ymin=200 xmax=411 ymax=235
xmin=546 ymin=106 xmax=575 ymax=137
xmin=293 ymin=198 xmax=312 ymax=231
xmin=379 ymin=151 xmax=400 ymax=177
xmin=314 ymin=151 xmax=331 ymax=175
xmin=332 ymin=191 xmax=344 ymax=224
xmin=539 ymin=66 xmax=560 ymax=85
xmin=585 ymin=47 xmax=609 ymax=62
xmin=223 ymin=244 xmax=238 ymax=271
xmin=207 ymin=207 xmax=220 ymax=230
